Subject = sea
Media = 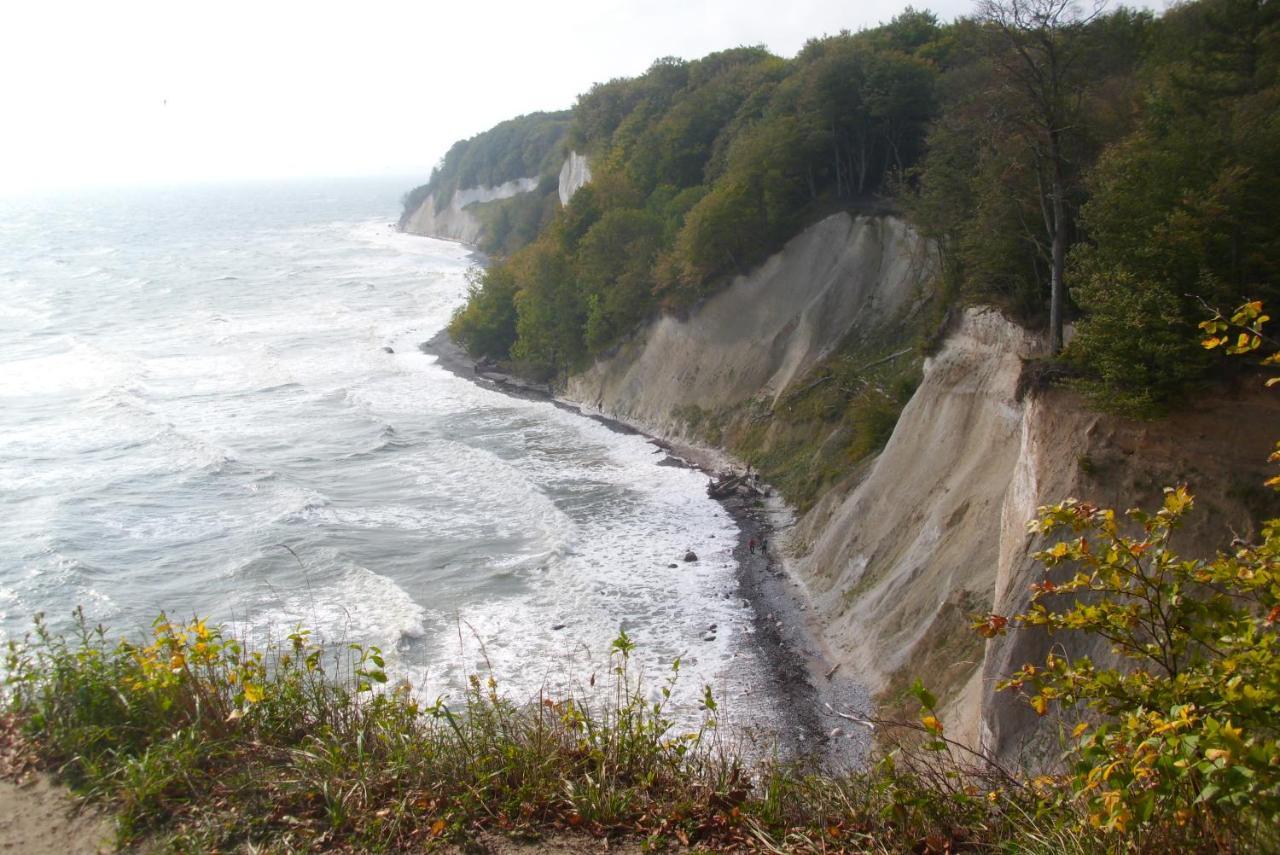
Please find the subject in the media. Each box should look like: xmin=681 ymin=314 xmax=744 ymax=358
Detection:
xmin=0 ymin=177 xmax=782 ymax=735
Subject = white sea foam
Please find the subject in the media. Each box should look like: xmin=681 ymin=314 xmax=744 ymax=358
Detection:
xmin=0 ymin=339 xmax=136 ymax=397
xmin=242 ymin=562 xmax=428 ymax=653
xmin=0 ymin=183 xmax=782 ymax=737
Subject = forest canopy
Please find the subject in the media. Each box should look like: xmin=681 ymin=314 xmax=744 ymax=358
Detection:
xmin=444 ymin=0 xmax=1279 ymax=413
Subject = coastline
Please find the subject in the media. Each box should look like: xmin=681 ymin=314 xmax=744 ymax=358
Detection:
xmin=420 ymin=328 xmax=872 ymax=769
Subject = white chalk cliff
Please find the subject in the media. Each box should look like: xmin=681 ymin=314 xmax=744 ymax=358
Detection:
xmin=401 ymin=176 xmax=540 ymax=244
xmin=559 ymin=212 xmax=1280 ymax=762
xmin=403 ymin=153 xmax=592 ymax=245
xmin=564 ymin=213 xmax=933 ymax=438
xmin=558 ymin=151 xmax=592 ymax=205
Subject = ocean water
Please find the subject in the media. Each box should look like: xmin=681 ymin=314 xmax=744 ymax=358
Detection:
xmin=0 ymin=178 xmax=780 ymax=732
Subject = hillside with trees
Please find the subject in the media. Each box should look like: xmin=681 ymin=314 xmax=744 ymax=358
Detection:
xmin=399 ymin=111 xmax=571 ymax=254
xmin=446 ymin=0 xmax=1278 ymax=420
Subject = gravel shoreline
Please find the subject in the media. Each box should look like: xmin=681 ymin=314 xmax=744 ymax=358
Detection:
xmin=419 ymin=329 xmax=872 ymax=769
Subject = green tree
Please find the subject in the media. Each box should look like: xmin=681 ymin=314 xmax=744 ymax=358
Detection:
xmin=574 ymin=208 xmax=663 ymax=353
xmin=511 ymin=242 xmax=586 ymax=376
xmin=977 ymin=0 xmax=1109 ymax=354
xmin=449 ymin=267 xmax=520 ymax=359
xmin=1069 ymin=0 xmax=1280 ymax=412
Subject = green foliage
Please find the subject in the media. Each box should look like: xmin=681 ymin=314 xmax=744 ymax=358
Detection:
xmin=1067 ymin=0 xmax=1280 ymax=412
xmin=435 ymin=0 xmax=1275 ymax=414
xmin=575 ymin=208 xmax=663 ymax=353
xmin=400 ymin=111 xmax=571 ymax=231
xmin=449 ymin=267 xmax=520 ymax=360
xmin=457 ymin=21 xmax=946 ymax=372
xmin=6 ymin=612 xmax=1107 ymax=852
xmin=722 ymin=341 xmax=923 ymax=511
xmin=471 ymin=173 xmax=562 ymax=256
xmin=981 ymin=488 xmax=1280 ymax=842
xmin=907 ymin=6 xmax=1149 ymax=327
xmin=1068 ymin=270 xmax=1211 ymax=417
xmin=978 ymin=302 xmax=1280 ymax=845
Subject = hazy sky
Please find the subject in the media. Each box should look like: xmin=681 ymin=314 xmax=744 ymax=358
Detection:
xmin=0 ymin=0 xmax=1159 ymax=193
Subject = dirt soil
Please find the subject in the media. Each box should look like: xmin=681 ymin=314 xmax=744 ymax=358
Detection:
xmin=0 ymin=775 xmax=113 ymax=854
xmin=445 ymin=833 xmax=652 ymax=853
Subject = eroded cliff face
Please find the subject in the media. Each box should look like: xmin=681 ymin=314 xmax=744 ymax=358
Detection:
xmin=564 ymin=213 xmax=934 ymax=439
xmin=787 ymin=309 xmax=1038 ymax=738
xmin=403 ymin=153 xmax=592 ymax=245
xmin=558 ymin=151 xmax=592 ymax=205
xmin=402 ymin=177 xmax=541 ymax=244
xmin=557 ymin=212 xmax=1280 ymax=766
xmin=979 ymin=376 xmax=1279 ymax=763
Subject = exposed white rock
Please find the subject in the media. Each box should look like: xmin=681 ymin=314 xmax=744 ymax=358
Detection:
xmin=563 ymin=213 xmax=935 ymax=439
xmin=557 ymin=211 xmax=1280 ymax=763
xmin=558 ymin=151 xmax=592 ymax=205
xmin=789 ymin=308 xmax=1039 ymax=742
xmin=401 ymin=176 xmax=540 ymax=244
xmin=454 ymin=177 xmax=540 ymax=209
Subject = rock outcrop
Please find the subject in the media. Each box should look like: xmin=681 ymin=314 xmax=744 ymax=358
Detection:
xmin=787 ymin=308 xmax=1036 ymax=739
xmin=402 ymin=153 xmax=592 ymax=246
xmin=558 ymin=151 xmax=592 ymax=205
xmin=564 ymin=213 xmax=934 ymax=438
xmin=401 ymin=177 xmax=540 ymax=244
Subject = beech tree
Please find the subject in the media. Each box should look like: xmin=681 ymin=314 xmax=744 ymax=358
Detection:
xmin=978 ymin=0 xmax=1106 ymax=353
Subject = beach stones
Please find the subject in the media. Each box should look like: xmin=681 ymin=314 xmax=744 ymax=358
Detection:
xmin=683 ymin=550 xmax=698 ymax=562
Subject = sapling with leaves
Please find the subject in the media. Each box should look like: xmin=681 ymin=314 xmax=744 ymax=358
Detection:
xmin=976 ymin=299 xmax=1280 ymax=839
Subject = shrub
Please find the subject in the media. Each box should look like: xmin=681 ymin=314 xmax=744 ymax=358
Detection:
xmin=978 ymin=300 xmax=1280 ymax=846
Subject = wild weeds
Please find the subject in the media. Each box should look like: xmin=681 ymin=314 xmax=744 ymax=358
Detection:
xmin=0 ymin=610 xmax=1203 ymax=852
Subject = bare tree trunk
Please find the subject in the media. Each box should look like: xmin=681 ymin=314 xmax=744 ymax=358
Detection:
xmin=831 ymin=122 xmax=843 ymax=197
xmin=1048 ymin=129 xmax=1066 ymax=354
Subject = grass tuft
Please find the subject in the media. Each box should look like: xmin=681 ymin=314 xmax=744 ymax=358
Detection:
xmin=0 ymin=610 xmax=1249 ymax=852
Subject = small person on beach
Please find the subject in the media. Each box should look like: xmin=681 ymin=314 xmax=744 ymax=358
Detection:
xmin=761 ymin=538 xmax=768 ymax=553
xmin=748 ymin=537 xmax=757 ymax=554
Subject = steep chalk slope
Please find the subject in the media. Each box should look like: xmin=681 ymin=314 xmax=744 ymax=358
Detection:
xmin=558 ymin=151 xmax=592 ymax=205
xmin=402 ymin=176 xmax=540 ymax=244
xmin=791 ymin=307 xmax=1279 ymax=754
xmin=789 ymin=309 xmax=1038 ymax=734
xmin=560 ymin=207 xmax=1280 ymax=762
xmin=564 ymin=213 xmax=934 ymax=437
xmin=403 ymin=153 xmax=592 ymax=246
xmin=980 ymin=378 xmax=1280 ymax=762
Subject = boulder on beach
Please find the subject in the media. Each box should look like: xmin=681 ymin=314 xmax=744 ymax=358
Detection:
xmin=683 ymin=550 xmax=698 ymax=562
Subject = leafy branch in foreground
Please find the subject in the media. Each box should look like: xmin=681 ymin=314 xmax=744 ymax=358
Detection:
xmin=977 ymin=300 xmax=1280 ymax=845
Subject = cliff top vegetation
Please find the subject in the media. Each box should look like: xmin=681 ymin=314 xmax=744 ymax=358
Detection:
xmin=399 ymin=111 xmax=571 ymax=230
xmin=445 ymin=0 xmax=1278 ymax=419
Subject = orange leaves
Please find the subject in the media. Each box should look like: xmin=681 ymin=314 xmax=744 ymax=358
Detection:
xmin=1200 ymin=300 xmax=1270 ymax=356
xmin=974 ymin=614 xmax=1009 ymax=638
